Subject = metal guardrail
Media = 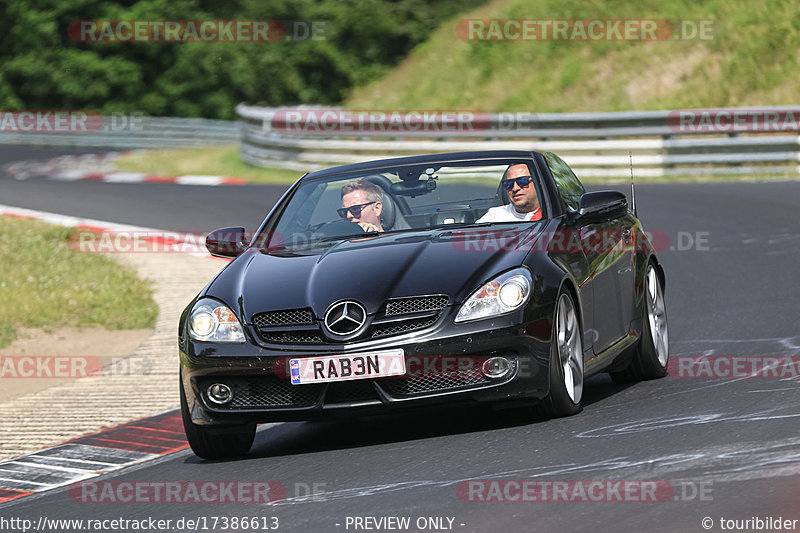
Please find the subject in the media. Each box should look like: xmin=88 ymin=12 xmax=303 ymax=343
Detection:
xmin=236 ymin=104 xmax=800 ymax=178
xmin=3 ymin=107 xmax=797 ymax=178
xmin=0 ymin=116 xmax=239 ymax=149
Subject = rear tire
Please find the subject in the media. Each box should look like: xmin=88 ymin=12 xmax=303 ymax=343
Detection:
xmin=539 ymin=290 xmax=584 ymax=417
xmin=180 ymin=379 xmax=256 ymax=460
xmin=610 ymin=263 xmax=669 ymax=383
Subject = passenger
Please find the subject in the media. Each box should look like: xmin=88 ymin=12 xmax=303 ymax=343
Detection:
xmin=477 ymin=164 xmax=542 ymax=222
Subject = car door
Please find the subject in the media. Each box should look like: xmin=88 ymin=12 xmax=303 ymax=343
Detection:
xmin=544 ymin=152 xmax=632 ymax=354
xmin=581 ymin=213 xmax=635 ymax=353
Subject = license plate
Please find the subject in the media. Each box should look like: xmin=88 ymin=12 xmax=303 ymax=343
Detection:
xmin=289 ymin=349 xmax=405 ymax=385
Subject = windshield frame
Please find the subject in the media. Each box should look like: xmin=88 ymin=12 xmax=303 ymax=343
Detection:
xmin=250 ymin=156 xmax=551 ymax=251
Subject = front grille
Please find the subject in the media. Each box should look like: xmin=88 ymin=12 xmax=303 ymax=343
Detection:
xmin=252 ymin=294 xmax=449 ymax=345
xmin=253 ymin=308 xmax=320 ymax=344
xmin=324 ymin=380 xmax=378 ymax=404
xmin=369 ymin=294 xmax=448 ymax=339
xmin=253 ymin=308 xmax=314 ymax=328
xmin=201 ymin=376 xmax=322 ymax=409
xmin=385 ymin=295 xmax=448 ymax=316
xmin=372 ymin=316 xmax=438 ymax=338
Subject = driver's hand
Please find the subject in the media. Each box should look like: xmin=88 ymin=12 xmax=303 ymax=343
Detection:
xmin=358 ymin=222 xmax=381 ymax=233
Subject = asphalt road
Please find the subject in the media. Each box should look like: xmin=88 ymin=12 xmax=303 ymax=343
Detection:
xmin=2 ymin=147 xmax=799 ymax=532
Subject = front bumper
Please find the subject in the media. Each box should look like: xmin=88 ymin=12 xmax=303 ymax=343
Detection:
xmin=180 ymin=317 xmax=552 ymax=426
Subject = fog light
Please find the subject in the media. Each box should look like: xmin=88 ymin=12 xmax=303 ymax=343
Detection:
xmin=207 ymin=383 xmax=232 ymax=405
xmin=482 ymin=357 xmax=512 ymax=379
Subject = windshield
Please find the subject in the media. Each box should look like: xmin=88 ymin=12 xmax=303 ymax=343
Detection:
xmin=255 ymin=158 xmax=546 ymax=251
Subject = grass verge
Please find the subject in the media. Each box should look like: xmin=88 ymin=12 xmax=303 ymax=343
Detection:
xmin=0 ymin=216 xmax=158 ymax=348
xmin=115 ymin=145 xmax=302 ymax=184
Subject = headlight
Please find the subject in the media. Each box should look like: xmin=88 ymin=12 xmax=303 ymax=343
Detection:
xmin=455 ymin=268 xmax=532 ymax=323
xmin=189 ymin=299 xmax=246 ymax=342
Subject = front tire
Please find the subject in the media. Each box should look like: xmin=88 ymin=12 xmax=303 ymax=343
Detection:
xmin=610 ymin=263 xmax=669 ymax=383
xmin=539 ymin=290 xmax=584 ymax=417
xmin=180 ymin=379 xmax=256 ymax=460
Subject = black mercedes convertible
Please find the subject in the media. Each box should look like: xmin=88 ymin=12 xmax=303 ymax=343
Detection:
xmin=179 ymin=150 xmax=669 ymax=459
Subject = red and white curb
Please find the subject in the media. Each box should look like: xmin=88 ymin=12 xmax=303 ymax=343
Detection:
xmin=6 ymin=152 xmax=247 ymax=186
xmin=0 ymin=410 xmax=187 ymax=504
xmin=0 ymin=204 xmax=230 ymax=259
xmin=47 ymin=170 xmax=247 ymax=186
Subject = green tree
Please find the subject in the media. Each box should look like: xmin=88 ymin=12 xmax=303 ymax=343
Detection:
xmin=0 ymin=0 xmax=484 ymax=118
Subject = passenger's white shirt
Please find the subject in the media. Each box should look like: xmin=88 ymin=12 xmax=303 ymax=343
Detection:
xmin=476 ymin=204 xmax=541 ymax=223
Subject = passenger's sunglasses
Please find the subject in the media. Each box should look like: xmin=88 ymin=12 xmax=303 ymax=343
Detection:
xmin=502 ymin=176 xmax=534 ymax=191
xmin=337 ymin=201 xmax=377 ymax=219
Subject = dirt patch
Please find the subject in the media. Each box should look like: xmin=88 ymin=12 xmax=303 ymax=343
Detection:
xmin=623 ymin=46 xmax=714 ymax=105
xmin=0 ymin=327 xmax=152 ymax=402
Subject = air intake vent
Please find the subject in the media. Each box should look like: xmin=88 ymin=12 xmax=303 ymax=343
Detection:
xmin=253 ymin=308 xmax=314 ymax=328
xmin=385 ymin=295 xmax=448 ymax=316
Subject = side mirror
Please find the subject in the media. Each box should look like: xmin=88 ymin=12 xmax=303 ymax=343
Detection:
xmin=574 ymin=191 xmax=628 ymax=224
xmin=206 ymin=227 xmax=248 ymax=257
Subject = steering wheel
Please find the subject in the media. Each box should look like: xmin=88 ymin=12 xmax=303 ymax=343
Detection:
xmin=314 ymin=219 xmax=366 ymax=239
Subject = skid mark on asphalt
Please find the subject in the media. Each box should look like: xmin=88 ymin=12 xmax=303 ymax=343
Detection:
xmin=265 ymin=436 xmax=800 ymax=507
xmin=0 ymin=410 xmax=186 ymax=504
xmin=576 ymin=404 xmax=800 ymax=438
xmin=672 ymin=336 xmax=800 ymax=357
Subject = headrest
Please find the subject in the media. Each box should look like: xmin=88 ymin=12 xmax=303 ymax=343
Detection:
xmin=361 ymin=175 xmax=396 ymax=229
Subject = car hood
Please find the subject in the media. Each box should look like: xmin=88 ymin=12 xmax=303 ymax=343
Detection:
xmin=206 ymin=224 xmax=546 ymax=322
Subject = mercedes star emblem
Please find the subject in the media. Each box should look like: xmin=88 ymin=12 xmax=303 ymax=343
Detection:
xmin=323 ymin=301 xmax=367 ymax=336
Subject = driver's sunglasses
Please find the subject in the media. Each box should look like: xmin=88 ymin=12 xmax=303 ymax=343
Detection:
xmin=337 ymin=201 xmax=376 ymax=219
xmin=502 ymin=176 xmax=534 ymax=191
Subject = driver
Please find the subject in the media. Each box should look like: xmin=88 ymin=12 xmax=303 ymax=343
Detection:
xmin=477 ymin=163 xmax=542 ymax=222
xmin=339 ymin=180 xmax=384 ymax=232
